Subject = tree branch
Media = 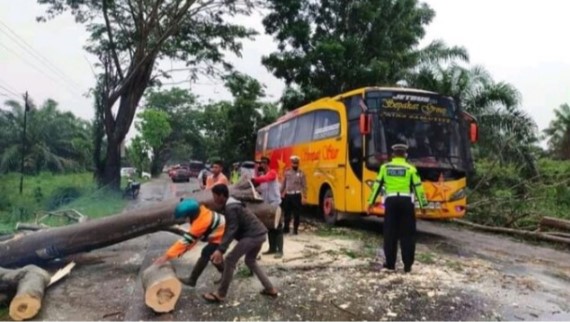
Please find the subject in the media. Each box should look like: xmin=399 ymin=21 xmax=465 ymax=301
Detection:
xmin=102 ymin=0 xmax=125 ymax=80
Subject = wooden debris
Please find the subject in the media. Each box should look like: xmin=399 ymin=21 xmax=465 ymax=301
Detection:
xmin=0 ymin=265 xmax=51 ymax=321
xmin=141 ymin=263 xmax=182 ymax=313
xmin=539 ymin=216 xmax=570 ymax=232
xmin=454 ymin=219 xmax=570 ymax=245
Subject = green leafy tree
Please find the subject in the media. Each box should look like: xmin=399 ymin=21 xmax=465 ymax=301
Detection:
xmin=135 ymin=109 xmax=172 ymax=176
xmin=0 ymin=98 xmax=93 ymax=173
xmin=143 ymin=87 xmax=206 ymax=162
xmin=543 ymin=103 xmax=570 ymax=160
xmin=37 ymin=0 xmax=258 ymax=189
xmin=126 ymin=136 xmax=150 ymax=176
xmin=262 ymin=0 xmax=468 ymax=110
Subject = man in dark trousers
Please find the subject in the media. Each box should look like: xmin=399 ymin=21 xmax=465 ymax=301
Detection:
xmin=203 ymin=184 xmax=278 ymax=303
xmin=281 ymin=155 xmax=307 ymax=234
xmin=367 ymin=143 xmax=428 ymax=273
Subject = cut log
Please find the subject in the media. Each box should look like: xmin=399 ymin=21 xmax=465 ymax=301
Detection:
xmin=15 ymin=223 xmax=49 ymax=232
xmin=540 ymin=216 xmax=570 ymax=231
xmin=0 ymin=178 xmax=278 ymax=268
xmin=0 ymin=265 xmax=51 ymax=321
xmin=454 ymin=219 xmax=570 ymax=245
xmin=141 ymin=263 xmax=182 ymax=313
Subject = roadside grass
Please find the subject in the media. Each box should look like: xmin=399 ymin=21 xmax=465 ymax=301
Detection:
xmin=0 ymin=306 xmax=7 ymax=320
xmin=0 ymin=172 xmax=135 ymax=233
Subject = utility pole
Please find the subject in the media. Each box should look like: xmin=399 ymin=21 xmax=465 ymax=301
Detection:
xmin=19 ymin=91 xmax=29 ymax=195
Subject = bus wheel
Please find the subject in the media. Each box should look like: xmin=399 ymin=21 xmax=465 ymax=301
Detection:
xmin=322 ymin=188 xmax=337 ymax=225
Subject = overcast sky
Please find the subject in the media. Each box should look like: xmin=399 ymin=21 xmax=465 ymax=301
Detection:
xmin=1 ymin=0 xmax=569 ymax=142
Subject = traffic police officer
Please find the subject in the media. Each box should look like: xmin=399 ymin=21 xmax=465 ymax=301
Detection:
xmin=367 ymin=143 xmax=428 ymax=273
xmin=281 ymin=155 xmax=307 ymax=234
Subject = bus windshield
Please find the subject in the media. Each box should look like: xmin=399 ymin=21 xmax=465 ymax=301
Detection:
xmin=366 ymin=90 xmax=467 ymax=171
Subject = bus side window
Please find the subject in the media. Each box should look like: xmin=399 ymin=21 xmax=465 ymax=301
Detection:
xmin=267 ymin=124 xmax=282 ymax=149
xmin=313 ymin=110 xmax=340 ymax=140
xmin=293 ymin=113 xmax=315 ymax=144
xmin=280 ymin=118 xmax=297 ymax=147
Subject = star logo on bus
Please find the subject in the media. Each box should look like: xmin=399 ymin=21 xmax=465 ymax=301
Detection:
xmin=428 ymin=173 xmax=451 ymax=201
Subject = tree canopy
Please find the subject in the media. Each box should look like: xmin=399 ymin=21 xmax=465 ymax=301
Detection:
xmin=262 ymin=0 xmax=468 ymax=110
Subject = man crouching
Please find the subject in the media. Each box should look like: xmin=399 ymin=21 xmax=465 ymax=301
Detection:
xmin=203 ymin=184 xmax=278 ymax=303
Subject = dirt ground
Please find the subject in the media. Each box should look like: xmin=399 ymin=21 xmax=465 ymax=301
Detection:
xmin=5 ymin=175 xmax=570 ymax=321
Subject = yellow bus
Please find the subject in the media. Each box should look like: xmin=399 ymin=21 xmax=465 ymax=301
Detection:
xmin=255 ymin=87 xmax=479 ymax=224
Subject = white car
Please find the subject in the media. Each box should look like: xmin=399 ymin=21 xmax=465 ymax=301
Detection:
xmin=141 ymin=171 xmax=151 ymax=180
xmin=120 ymin=167 xmax=137 ymax=178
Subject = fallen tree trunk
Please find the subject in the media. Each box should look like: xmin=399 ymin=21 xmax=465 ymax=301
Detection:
xmin=454 ymin=219 xmax=570 ymax=245
xmin=0 ymin=265 xmax=51 ymax=321
xmin=0 ymin=179 xmax=277 ymax=268
xmin=141 ymin=262 xmax=182 ymax=313
xmin=540 ymin=216 xmax=570 ymax=231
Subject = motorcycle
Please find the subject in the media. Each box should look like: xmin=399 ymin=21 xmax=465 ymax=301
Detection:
xmin=124 ymin=179 xmax=141 ymax=199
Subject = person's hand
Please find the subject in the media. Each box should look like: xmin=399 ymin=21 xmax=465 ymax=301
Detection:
xmin=153 ymin=255 xmax=168 ymax=266
xmin=210 ymin=250 xmax=224 ymax=265
xmin=366 ymin=204 xmax=374 ymax=215
xmin=301 ymin=197 xmax=307 ymax=205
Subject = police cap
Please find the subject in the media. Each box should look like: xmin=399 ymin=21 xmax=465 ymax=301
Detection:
xmin=391 ymin=143 xmax=409 ymax=152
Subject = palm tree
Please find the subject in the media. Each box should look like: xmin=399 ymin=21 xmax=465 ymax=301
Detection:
xmin=0 ymin=98 xmax=93 ymax=174
xmin=543 ymin=103 xmax=570 ymax=159
xmin=406 ymin=64 xmax=539 ymax=172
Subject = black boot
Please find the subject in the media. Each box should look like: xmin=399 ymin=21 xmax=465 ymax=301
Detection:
xmin=274 ymin=230 xmax=284 ymax=259
xmin=181 ymin=257 xmax=209 ymax=287
xmin=262 ymin=231 xmax=276 ymax=255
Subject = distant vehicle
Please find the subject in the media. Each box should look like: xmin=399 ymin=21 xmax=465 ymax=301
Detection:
xmin=239 ymin=161 xmax=256 ymax=179
xmin=188 ymin=161 xmax=205 ymax=178
xmin=120 ymin=167 xmax=137 ymax=178
xmin=168 ymin=165 xmax=180 ymax=178
xmin=172 ymin=167 xmax=191 ymax=182
xmin=141 ymin=171 xmax=151 ymax=180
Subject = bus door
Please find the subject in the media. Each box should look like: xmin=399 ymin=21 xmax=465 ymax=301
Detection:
xmin=344 ymin=96 xmax=365 ymax=213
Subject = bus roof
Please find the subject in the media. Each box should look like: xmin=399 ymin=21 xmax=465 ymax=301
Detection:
xmin=259 ymin=86 xmax=440 ymax=131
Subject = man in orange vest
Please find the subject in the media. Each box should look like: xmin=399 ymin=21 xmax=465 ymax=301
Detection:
xmin=154 ymin=198 xmax=225 ymax=286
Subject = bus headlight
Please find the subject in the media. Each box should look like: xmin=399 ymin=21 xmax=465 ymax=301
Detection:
xmin=449 ymin=188 xmax=466 ymax=202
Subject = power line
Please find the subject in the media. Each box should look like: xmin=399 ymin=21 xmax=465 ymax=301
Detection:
xmin=0 ymin=78 xmax=20 ymax=97
xmin=0 ymin=19 xmax=83 ymax=90
xmin=0 ymin=83 xmax=19 ymax=100
xmin=0 ymin=41 xmax=83 ymax=98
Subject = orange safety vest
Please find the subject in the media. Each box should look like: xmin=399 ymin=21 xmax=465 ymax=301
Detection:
xmin=165 ymin=205 xmax=225 ymax=259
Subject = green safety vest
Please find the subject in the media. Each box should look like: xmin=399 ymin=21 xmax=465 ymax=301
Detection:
xmin=230 ymin=171 xmax=240 ymax=184
xmin=367 ymin=157 xmax=428 ymax=207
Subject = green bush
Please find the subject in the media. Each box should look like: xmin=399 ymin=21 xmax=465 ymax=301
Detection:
xmin=467 ymin=158 xmax=570 ymax=228
xmin=46 ymin=186 xmax=83 ymax=210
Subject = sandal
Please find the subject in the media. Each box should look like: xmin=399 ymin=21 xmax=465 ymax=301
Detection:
xmin=202 ymin=292 xmax=225 ymax=303
xmin=260 ymin=288 xmax=279 ymax=298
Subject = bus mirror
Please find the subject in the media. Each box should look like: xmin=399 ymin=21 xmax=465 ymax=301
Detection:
xmin=359 ymin=114 xmax=371 ymax=135
xmin=469 ymin=123 xmax=479 ymax=143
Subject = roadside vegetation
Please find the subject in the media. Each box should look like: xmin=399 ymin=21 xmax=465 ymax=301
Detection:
xmin=0 ymin=172 xmax=127 ymax=234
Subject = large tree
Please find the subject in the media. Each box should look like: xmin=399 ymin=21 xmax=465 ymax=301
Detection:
xmin=543 ymin=103 xmax=570 ymax=160
xmin=37 ymin=0 xmax=258 ymax=189
xmin=262 ymin=0 xmax=468 ymax=110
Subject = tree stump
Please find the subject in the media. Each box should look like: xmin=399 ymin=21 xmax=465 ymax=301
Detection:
xmin=0 ymin=265 xmax=51 ymax=321
xmin=141 ymin=263 xmax=182 ymax=313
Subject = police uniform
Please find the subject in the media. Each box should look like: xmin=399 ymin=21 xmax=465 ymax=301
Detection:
xmin=281 ymin=156 xmax=307 ymax=234
xmin=367 ymin=144 xmax=427 ymax=273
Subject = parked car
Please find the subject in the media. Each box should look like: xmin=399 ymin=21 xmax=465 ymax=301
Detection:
xmin=172 ymin=167 xmax=191 ymax=182
xmin=120 ymin=167 xmax=137 ymax=178
xmin=141 ymin=171 xmax=151 ymax=180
